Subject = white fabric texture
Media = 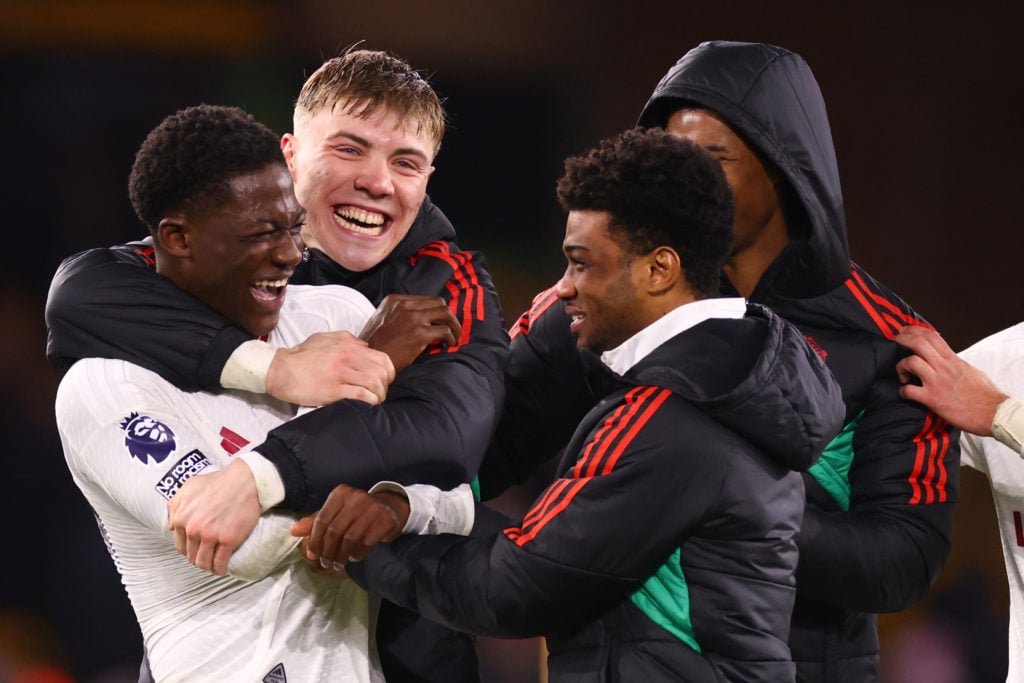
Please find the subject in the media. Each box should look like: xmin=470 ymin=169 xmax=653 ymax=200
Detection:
xmin=56 ymin=285 xmax=383 ymax=683
xmin=958 ymin=321 xmax=1024 ymax=682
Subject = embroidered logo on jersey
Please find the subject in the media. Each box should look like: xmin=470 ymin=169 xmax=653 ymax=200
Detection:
xmin=263 ymin=663 xmax=287 ymax=683
xmin=220 ymin=426 xmax=250 ymax=455
xmin=120 ymin=413 xmax=176 ymax=465
xmin=804 ymin=335 xmax=828 ymax=361
xmin=155 ymin=449 xmax=212 ymax=501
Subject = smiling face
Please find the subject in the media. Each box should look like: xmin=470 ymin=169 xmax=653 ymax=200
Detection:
xmin=281 ymin=103 xmax=436 ymax=272
xmin=555 ymin=209 xmax=650 ymax=354
xmin=163 ymin=163 xmax=305 ymax=337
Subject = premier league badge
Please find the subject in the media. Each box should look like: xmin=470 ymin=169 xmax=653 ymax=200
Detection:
xmin=120 ymin=412 xmax=177 ymax=465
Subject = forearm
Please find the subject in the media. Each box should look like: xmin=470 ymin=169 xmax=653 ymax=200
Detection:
xmin=795 ymin=501 xmax=954 ymax=611
xmin=261 ymin=363 xmax=503 ymax=513
xmin=45 ymin=243 xmax=247 ymax=389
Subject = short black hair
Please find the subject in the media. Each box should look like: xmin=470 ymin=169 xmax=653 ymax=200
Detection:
xmin=128 ymin=104 xmax=284 ymax=231
xmin=556 ymin=127 xmax=734 ymax=296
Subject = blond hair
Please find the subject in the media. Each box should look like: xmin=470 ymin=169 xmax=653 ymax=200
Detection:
xmin=295 ymin=48 xmax=446 ymax=155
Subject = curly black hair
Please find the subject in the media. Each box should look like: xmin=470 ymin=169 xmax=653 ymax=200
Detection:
xmin=556 ymin=127 xmax=734 ymax=297
xmin=128 ymin=104 xmax=284 ymax=231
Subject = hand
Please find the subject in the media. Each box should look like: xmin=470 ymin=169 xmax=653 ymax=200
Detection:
xmin=894 ymin=325 xmax=1008 ymax=435
xmin=266 ymin=330 xmax=396 ymax=406
xmin=360 ymin=295 xmax=462 ymax=373
xmin=168 ymin=458 xmax=261 ymax=575
xmin=290 ymin=484 xmax=410 ymax=571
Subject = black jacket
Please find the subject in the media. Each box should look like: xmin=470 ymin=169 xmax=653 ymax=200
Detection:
xmin=486 ymin=41 xmax=960 ymax=683
xmin=352 ymin=304 xmax=845 ymax=682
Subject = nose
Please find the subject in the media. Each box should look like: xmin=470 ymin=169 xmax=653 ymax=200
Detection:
xmin=554 ymin=267 xmax=576 ymax=300
xmin=272 ymin=231 xmax=303 ymax=268
xmin=354 ymin=154 xmax=395 ymax=198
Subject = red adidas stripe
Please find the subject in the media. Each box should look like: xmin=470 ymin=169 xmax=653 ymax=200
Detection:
xmin=415 ymin=242 xmax=485 ymax=354
xmin=845 ymin=266 xmax=934 ymax=339
xmin=510 ymin=286 xmax=560 ymax=339
xmin=908 ymin=413 xmax=950 ymax=504
xmin=507 ymin=386 xmax=671 ymax=547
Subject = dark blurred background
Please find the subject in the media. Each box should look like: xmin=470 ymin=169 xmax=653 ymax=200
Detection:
xmin=1 ymin=1 xmax=1019 ymax=681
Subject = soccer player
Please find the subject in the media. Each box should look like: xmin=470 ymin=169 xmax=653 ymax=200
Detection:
xmin=54 ymin=104 xmax=471 ymax=682
xmin=45 ymin=49 xmax=507 ymax=681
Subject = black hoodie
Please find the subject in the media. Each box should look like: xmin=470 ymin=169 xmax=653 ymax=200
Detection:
xmin=489 ymin=41 xmax=960 ymax=683
xmin=351 ymin=303 xmax=845 ymax=682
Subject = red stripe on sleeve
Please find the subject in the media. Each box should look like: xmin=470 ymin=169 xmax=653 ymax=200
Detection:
xmin=510 ymin=286 xmax=560 ymax=339
xmin=845 ymin=277 xmax=898 ymax=338
xmin=846 ymin=267 xmax=935 ymax=339
xmin=416 ymin=242 xmax=486 ymax=353
xmin=907 ymin=413 xmax=950 ymax=504
xmin=508 ymin=386 xmax=672 ymax=548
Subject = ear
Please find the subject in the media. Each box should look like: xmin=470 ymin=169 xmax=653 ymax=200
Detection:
xmin=645 ymin=246 xmax=682 ymax=295
xmin=156 ymin=214 xmax=192 ymax=257
xmin=281 ymin=133 xmax=298 ymax=176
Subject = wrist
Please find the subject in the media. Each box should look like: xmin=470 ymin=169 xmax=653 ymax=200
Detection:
xmin=993 ymin=396 xmax=1024 ymax=454
xmin=237 ymin=451 xmax=285 ymax=512
xmin=221 ymin=340 xmax=275 ymax=393
xmin=371 ymin=491 xmax=411 ymax=532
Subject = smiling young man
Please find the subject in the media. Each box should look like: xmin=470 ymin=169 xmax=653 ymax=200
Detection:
xmin=54 ymin=104 xmax=430 ymax=683
xmin=304 ymin=127 xmax=845 ymax=683
xmin=45 ymin=50 xmax=506 ymax=681
xmin=485 ymin=41 xmax=960 ymax=683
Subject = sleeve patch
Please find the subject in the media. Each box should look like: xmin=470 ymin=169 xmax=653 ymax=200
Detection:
xmin=120 ymin=412 xmax=177 ymax=465
xmin=155 ymin=449 xmax=213 ymax=501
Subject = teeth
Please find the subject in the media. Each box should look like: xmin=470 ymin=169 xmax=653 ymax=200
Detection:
xmin=252 ymin=279 xmax=288 ymax=288
xmin=334 ymin=207 xmax=386 ymax=236
xmin=336 ymin=207 xmax=385 ymax=225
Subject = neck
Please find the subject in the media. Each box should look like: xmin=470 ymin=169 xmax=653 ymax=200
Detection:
xmin=722 ymin=214 xmax=790 ymax=298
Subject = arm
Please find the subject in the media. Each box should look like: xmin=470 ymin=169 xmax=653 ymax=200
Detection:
xmin=166 ymin=247 xmax=509 ymax=570
xmin=795 ymin=367 xmax=960 ymax=612
xmin=288 ymin=482 xmax=474 ymax=571
xmin=46 ymin=241 xmax=396 ymax=402
xmin=45 ymin=241 xmax=249 ymax=389
xmin=258 ymin=247 xmax=508 ymax=511
xmin=477 ymin=286 xmax=595 ymax=499
xmin=55 ymin=362 xmax=301 ymax=582
xmin=347 ymin=390 xmax=730 ymax=638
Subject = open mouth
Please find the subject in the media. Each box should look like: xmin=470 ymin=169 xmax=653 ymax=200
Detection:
xmin=565 ymin=307 xmax=585 ymax=333
xmin=334 ymin=206 xmax=388 ymax=237
xmin=250 ymin=278 xmax=288 ymax=303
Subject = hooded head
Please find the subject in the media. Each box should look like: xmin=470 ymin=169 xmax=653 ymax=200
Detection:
xmin=638 ymin=41 xmax=850 ymax=300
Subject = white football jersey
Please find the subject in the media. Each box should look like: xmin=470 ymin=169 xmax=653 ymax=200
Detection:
xmin=56 ymin=285 xmax=384 ymax=683
xmin=959 ymin=322 xmax=1024 ymax=682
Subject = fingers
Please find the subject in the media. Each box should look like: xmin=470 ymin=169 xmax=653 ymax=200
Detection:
xmin=300 ymin=485 xmax=403 ymax=570
xmin=291 ymin=515 xmax=315 ymax=537
xmin=894 ymin=325 xmax=953 ymax=362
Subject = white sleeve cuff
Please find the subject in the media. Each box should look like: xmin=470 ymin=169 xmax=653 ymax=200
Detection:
xmin=237 ymin=451 xmax=286 ymax=512
xmin=220 ymin=340 xmax=277 ymax=393
xmin=993 ymin=397 xmax=1024 ymax=456
xmin=369 ymin=482 xmax=475 ymax=536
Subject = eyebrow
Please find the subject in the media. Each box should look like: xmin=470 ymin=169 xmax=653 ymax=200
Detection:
xmin=563 ymin=245 xmax=590 ymax=255
xmin=326 ymin=130 xmax=431 ymax=164
xmin=703 ymin=143 xmax=729 ymax=153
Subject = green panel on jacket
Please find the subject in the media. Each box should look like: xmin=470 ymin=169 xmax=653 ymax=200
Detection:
xmin=630 ymin=548 xmax=700 ymax=651
xmin=806 ymin=412 xmax=863 ymax=511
